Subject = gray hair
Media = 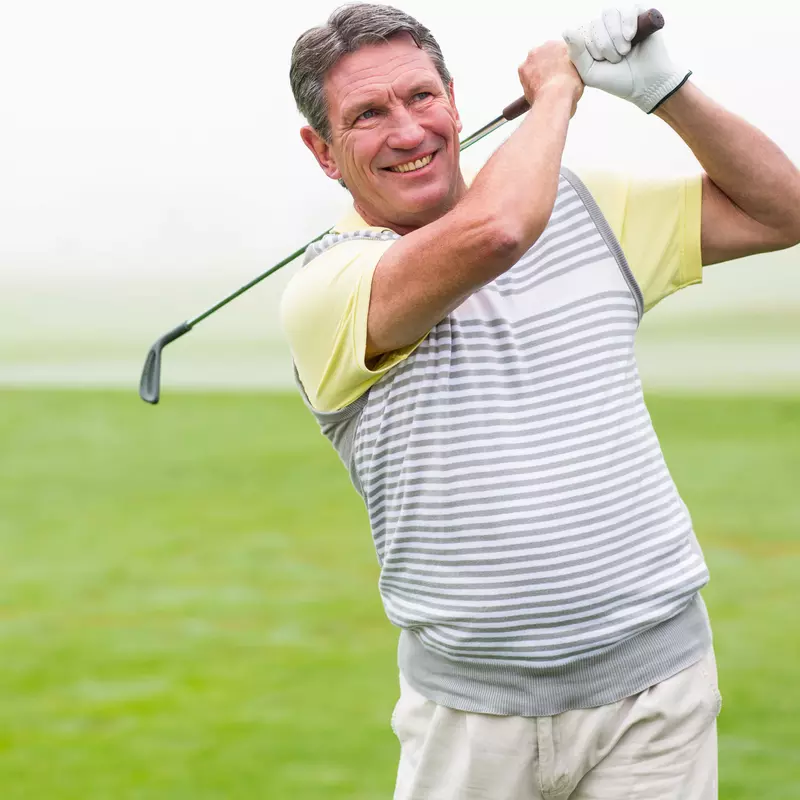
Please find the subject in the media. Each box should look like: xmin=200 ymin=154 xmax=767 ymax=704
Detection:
xmin=290 ymin=3 xmax=452 ymax=143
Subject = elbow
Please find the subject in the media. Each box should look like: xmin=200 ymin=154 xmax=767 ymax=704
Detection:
xmin=781 ymin=176 xmax=800 ymax=248
xmin=785 ymin=233 xmax=800 ymax=251
xmin=486 ymin=221 xmax=524 ymax=258
xmin=777 ymin=181 xmax=800 ymax=248
xmin=771 ymin=217 xmax=800 ymax=251
xmin=482 ymin=214 xmax=547 ymax=261
xmin=784 ymin=217 xmax=800 ymax=249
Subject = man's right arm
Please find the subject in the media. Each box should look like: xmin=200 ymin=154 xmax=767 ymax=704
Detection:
xmin=366 ymin=42 xmax=583 ymax=358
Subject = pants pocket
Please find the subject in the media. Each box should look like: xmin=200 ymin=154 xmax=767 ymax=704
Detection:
xmin=392 ymin=674 xmax=435 ymax=746
xmin=697 ymin=648 xmax=723 ymax=720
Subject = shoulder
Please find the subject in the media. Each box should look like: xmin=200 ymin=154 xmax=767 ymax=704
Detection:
xmin=281 ymin=234 xmax=396 ymax=335
xmin=570 ymin=168 xmax=701 ymax=228
xmin=567 ymin=168 xmax=703 ymax=311
xmin=279 ymin=229 xmax=401 ymax=412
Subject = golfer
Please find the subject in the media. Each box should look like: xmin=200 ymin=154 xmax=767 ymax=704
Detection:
xmin=281 ymin=4 xmax=800 ymax=797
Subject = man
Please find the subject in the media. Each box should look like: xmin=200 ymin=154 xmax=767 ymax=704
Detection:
xmin=281 ymin=4 xmax=800 ymax=798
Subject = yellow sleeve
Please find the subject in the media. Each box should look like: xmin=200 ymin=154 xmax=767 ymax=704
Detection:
xmin=279 ymin=238 xmax=423 ymax=412
xmin=577 ymin=170 xmax=703 ymax=312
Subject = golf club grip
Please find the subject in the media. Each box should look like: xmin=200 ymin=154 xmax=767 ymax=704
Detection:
xmin=501 ymin=8 xmax=664 ymax=122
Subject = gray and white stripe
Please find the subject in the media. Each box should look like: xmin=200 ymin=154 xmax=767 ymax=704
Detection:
xmin=298 ymin=169 xmax=710 ymax=715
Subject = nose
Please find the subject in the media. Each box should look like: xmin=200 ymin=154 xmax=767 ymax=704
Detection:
xmin=385 ymin=106 xmax=425 ymax=150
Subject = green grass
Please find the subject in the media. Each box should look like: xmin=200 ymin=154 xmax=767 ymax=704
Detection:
xmin=0 ymin=390 xmax=798 ymax=799
xmin=641 ymin=309 xmax=800 ymax=339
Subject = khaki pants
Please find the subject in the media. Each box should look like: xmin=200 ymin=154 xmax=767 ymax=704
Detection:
xmin=393 ymin=649 xmax=721 ymax=800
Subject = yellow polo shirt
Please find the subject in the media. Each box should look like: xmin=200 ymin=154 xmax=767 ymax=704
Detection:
xmin=280 ymin=171 xmax=703 ymax=412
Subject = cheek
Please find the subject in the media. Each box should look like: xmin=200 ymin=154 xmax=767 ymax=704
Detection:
xmin=430 ymin=105 xmax=460 ymax=139
xmin=347 ymin=132 xmax=384 ymax=175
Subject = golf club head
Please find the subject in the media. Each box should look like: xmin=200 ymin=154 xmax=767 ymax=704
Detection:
xmin=139 ymin=321 xmax=192 ymax=404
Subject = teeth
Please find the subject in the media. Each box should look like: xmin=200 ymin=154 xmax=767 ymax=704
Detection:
xmin=390 ymin=154 xmax=433 ymax=173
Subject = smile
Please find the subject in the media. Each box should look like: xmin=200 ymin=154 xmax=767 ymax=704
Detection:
xmin=386 ymin=152 xmax=435 ymax=173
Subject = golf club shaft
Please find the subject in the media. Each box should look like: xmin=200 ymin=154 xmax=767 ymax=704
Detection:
xmin=140 ymin=8 xmax=664 ymax=403
xmin=189 ymin=102 xmax=510 ymax=326
xmin=189 ymin=103 xmax=499 ymax=329
xmin=185 ymin=8 xmax=665 ymax=329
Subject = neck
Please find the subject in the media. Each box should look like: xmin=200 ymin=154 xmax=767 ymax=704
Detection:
xmin=354 ymin=173 xmax=469 ymax=235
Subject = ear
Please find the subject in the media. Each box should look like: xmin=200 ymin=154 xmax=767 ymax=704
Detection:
xmin=300 ymin=126 xmax=342 ymax=181
xmin=448 ymin=79 xmax=462 ymax=134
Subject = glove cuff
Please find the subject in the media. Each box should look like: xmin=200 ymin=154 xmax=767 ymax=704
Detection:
xmin=641 ymin=70 xmax=693 ymax=114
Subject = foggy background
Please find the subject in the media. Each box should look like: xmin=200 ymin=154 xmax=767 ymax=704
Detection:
xmin=2 ymin=0 xmax=798 ymax=395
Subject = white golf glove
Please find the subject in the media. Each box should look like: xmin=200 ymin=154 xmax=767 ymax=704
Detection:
xmin=562 ymin=7 xmax=691 ymax=113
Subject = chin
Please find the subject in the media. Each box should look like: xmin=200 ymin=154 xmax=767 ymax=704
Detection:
xmin=395 ymin=186 xmax=454 ymax=225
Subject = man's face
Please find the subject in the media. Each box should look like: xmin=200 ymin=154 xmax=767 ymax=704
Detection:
xmin=301 ymin=34 xmax=464 ymax=232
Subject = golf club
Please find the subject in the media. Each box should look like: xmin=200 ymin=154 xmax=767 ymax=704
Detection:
xmin=139 ymin=8 xmax=664 ymax=404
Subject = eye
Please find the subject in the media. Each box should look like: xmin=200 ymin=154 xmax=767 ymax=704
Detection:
xmin=357 ymin=108 xmax=377 ymax=121
xmin=412 ymin=91 xmax=432 ymax=102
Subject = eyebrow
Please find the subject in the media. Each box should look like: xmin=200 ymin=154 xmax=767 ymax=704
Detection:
xmin=343 ymin=80 xmax=440 ymax=123
xmin=343 ymin=95 xmax=385 ymax=122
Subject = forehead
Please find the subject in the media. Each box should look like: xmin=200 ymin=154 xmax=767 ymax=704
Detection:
xmin=325 ymin=34 xmax=443 ymax=115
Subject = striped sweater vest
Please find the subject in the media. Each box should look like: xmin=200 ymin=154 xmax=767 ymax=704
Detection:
xmin=296 ymin=169 xmax=711 ymax=716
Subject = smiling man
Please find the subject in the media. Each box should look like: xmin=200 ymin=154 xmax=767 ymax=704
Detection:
xmin=300 ymin=33 xmax=467 ymax=232
xmin=281 ymin=5 xmax=800 ymax=798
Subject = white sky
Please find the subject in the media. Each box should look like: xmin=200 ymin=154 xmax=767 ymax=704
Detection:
xmin=1 ymin=0 xmax=799 ymax=280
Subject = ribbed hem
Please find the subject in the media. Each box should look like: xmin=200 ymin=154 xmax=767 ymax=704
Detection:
xmin=398 ymin=594 xmax=711 ymax=717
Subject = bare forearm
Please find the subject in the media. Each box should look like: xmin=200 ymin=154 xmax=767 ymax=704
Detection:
xmin=655 ymin=82 xmax=800 ymax=239
xmin=464 ymin=83 xmax=574 ymax=251
xmin=367 ymin=88 xmax=574 ymax=356
xmin=366 ymin=42 xmax=581 ymax=357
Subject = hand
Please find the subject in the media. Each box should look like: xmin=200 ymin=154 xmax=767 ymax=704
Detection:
xmin=562 ymin=7 xmax=691 ymax=113
xmin=518 ymin=41 xmax=584 ymax=117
